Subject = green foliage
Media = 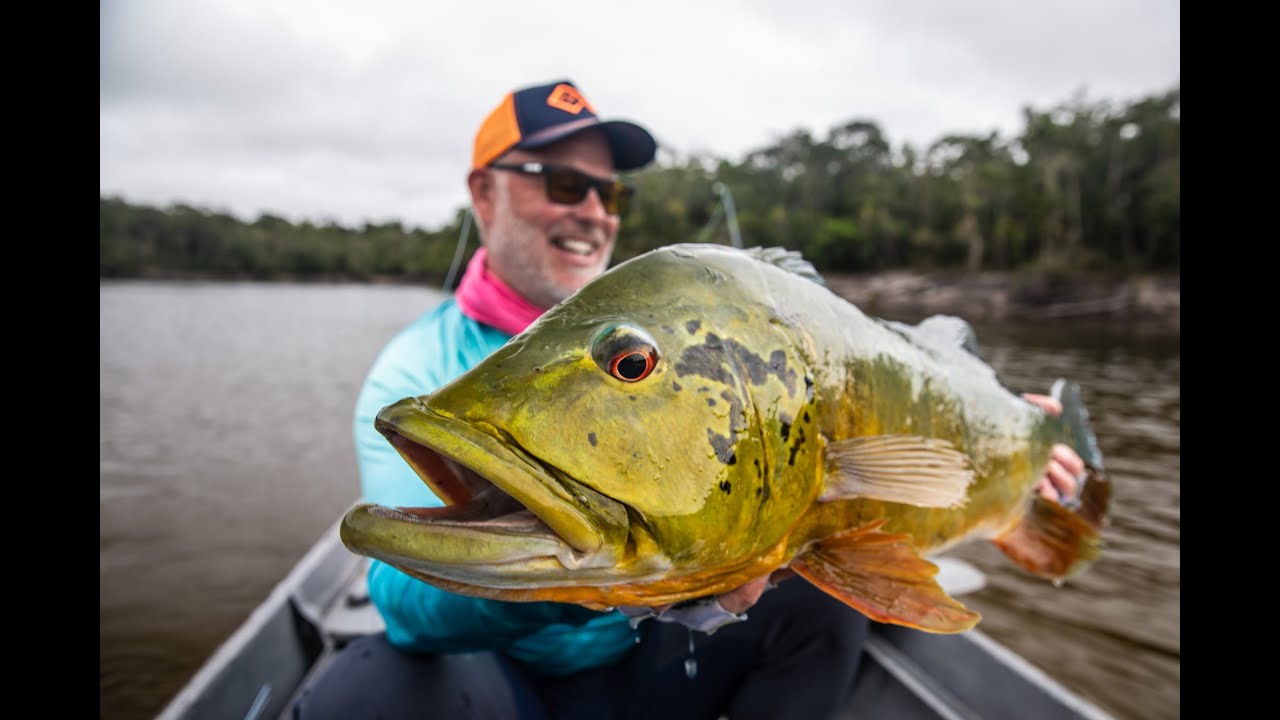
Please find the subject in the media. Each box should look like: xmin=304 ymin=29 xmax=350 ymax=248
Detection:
xmin=100 ymin=85 xmax=1179 ymax=280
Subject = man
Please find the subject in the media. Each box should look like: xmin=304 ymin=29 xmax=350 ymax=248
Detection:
xmin=295 ymin=79 xmax=1085 ymax=720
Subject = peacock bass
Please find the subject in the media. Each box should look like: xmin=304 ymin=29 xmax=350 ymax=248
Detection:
xmin=340 ymin=243 xmax=1109 ymax=633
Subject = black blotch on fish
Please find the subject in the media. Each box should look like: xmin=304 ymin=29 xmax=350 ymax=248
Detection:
xmin=672 ymin=381 xmax=683 ymax=392
xmin=768 ymin=350 xmax=788 ymax=386
xmin=630 ymin=395 xmax=637 ymax=401
xmin=779 ymin=412 xmax=793 ymax=442
xmin=803 ymin=410 xmax=810 ymax=423
xmin=754 ymin=457 xmax=767 ymax=498
xmin=707 ymin=398 xmax=716 ymax=407
xmin=588 ymin=432 xmax=598 ymax=447
xmin=804 ymin=376 xmax=815 ymax=403
xmin=787 ymin=427 xmax=807 ymax=466
xmin=720 ymin=391 xmax=746 ymax=434
xmin=707 ymin=429 xmax=737 ymax=465
xmin=674 ymin=334 xmax=796 ymax=395
xmin=719 ymin=480 xmax=732 ymax=494
xmin=662 ymin=325 xmax=675 ymax=334
xmin=686 ymin=320 xmax=702 ymax=334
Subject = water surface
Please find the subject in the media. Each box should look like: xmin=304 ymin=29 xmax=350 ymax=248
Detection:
xmin=100 ymin=281 xmax=1179 ymax=720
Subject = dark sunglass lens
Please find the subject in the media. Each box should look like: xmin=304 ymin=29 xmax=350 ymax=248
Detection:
xmin=541 ymin=166 xmax=631 ymax=217
xmin=546 ymin=168 xmax=591 ymax=204
xmin=609 ymin=183 xmax=632 ymax=217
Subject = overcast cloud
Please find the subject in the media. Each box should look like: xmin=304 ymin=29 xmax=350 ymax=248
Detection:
xmin=100 ymin=0 xmax=1180 ymax=231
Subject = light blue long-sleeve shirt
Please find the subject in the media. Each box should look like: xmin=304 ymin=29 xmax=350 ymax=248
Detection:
xmin=353 ymin=298 xmax=636 ymax=676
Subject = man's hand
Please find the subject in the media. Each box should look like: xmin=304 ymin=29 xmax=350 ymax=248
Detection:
xmin=1022 ymin=393 xmax=1086 ymax=503
xmin=628 ymin=568 xmax=794 ymax=632
xmin=715 ymin=570 xmax=789 ymax=614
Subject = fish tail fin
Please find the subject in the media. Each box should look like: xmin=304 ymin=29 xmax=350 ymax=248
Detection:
xmin=992 ymin=496 xmax=1103 ymax=581
xmin=1051 ymin=378 xmax=1111 ymax=530
xmin=993 ymin=379 xmax=1111 ymax=582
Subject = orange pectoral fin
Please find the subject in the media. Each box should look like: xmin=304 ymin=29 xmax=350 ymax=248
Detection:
xmin=791 ymin=522 xmax=981 ymax=634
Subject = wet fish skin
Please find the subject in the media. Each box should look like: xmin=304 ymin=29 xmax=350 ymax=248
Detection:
xmin=341 ymin=243 xmax=1109 ymax=633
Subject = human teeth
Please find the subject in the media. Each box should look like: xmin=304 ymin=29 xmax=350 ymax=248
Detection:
xmin=556 ymin=239 xmax=594 ymax=255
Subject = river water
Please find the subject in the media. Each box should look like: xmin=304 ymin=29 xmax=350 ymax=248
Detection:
xmin=99 ymin=280 xmax=1179 ymax=720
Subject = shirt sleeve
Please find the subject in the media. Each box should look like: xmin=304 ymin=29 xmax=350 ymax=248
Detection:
xmin=368 ymin=559 xmax=634 ymax=674
xmin=353 ymin=331 xmax=445 ymax=508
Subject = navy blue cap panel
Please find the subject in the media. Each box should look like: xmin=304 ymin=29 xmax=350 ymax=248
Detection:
xmin=513 ymin=80 xmax=599 ymax=133
xmin=599 ymin=121 xmax=659 ymax=171
xmin=506 ymin=79 xmax=658 ymax=171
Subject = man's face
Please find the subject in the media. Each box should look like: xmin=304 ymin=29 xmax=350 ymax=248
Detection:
xmin=475 ymin=129 xmax=622 ymax=310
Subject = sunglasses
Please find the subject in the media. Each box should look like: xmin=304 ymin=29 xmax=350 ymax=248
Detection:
xmin=489 ymin=162 xmax=634 ymax=217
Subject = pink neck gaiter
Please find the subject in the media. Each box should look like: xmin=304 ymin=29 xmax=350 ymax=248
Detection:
xmin=454 ymin=247 xmax=546 ymax=336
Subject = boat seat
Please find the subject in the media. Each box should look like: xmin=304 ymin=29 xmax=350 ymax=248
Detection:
xmin=318 ymin=563 xmax=387 ymax=646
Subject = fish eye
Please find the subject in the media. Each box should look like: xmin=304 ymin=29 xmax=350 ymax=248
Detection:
xmin=610 ymin=349 xmax=656 ymax=382
xmin=592 ymin=325 xmax=660 ymax=383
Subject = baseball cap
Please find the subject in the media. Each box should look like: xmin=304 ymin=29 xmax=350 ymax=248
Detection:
xmin=472 ymin=79 xmax=657 ymax=171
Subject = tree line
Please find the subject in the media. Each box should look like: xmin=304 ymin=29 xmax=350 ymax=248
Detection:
xmin=100 ymin=85 xmax=1178 ymax=283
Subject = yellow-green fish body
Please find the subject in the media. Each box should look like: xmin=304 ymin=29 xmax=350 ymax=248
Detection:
xmin=342 ymin=244 xmax=1109 ymax=633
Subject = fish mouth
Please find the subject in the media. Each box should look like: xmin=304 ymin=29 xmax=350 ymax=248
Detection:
xmin=340 ymin=397 xmax=631 ymax=585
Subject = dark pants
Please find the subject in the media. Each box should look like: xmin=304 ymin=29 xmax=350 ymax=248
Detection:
xmin=292 ymin=579 xmax=869 ymax=720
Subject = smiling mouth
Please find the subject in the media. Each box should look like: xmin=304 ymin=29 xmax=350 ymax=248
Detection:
xmin=552 ymin=237 xmax=600 ymax=256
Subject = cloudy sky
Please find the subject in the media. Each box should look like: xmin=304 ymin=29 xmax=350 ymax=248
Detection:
xmin=100 ymin=0 xmax=1179 ymax=231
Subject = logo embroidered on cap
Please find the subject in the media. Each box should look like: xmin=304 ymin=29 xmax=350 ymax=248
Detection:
xmin=546 ymin=84 xmax=595 ymax=115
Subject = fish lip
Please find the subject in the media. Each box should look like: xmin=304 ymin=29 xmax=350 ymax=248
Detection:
xmin=368 ymin=397 xmax=621 ymax=558
xmin=341 ymin=496 xmax=579 ymax=575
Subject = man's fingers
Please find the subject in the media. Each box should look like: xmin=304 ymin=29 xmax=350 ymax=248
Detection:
xmin=1021 ymin=397 xmax=1089 ymax=504
xmin=1018 ymin=394 xmax=1090 ymax=502
xmin=1051 ymin=443 xmax=1085 ymax=476
xmin=1037 ymin=478 xmax=1058 ymax=501
xmin=717 ymin=575 xmax=771 ymax=615
xmin=768 ymin=567 xmax=797 ymax=585
xmin=1022 ymin=393 xmax=1063 ymax=417
xmin=1043 ymin=459 xmax=1078 ymax=500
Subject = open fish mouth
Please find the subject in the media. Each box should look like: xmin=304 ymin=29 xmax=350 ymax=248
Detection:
xmin=340 ymin=397 xmax=631 ymax=580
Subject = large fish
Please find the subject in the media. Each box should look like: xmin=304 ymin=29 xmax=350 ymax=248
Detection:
xmin=341 ymin=244 xmax=1109 ymax=633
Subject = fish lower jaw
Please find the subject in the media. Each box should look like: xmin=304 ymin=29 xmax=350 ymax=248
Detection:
xmin=398 ymin=548 xmax=667 ymax=590
xmin=375 ymin=533 xmax=630 ymax=579
xmin=555 ymin=544 xmax=620 ymax=570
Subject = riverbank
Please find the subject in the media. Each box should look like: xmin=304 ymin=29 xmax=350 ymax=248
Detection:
xmin=822 ymin=270 xmax=1180 ymax=332
xmin=105 ymin=268 xmax=1180 ymax=332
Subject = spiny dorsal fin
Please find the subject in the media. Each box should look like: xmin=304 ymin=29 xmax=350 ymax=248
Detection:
xmin=822 ymin=434 xmax=975 ymax=508
xmin=790 ymin=521 xmax=981 ymax=633
xmin=916 ymin=315 xmax=981 ymax=355
xmin=744 ymin=246 xmax=827 ymax=286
